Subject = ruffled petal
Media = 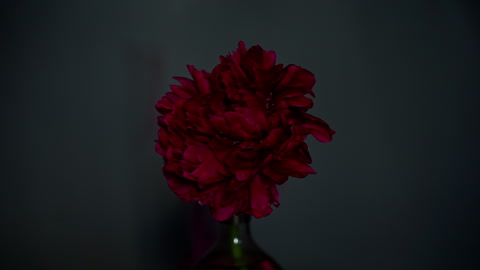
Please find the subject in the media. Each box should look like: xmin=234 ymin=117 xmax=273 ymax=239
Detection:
xmin=187 ymin=65 xmax=211 ymax=95
xmin=249 ymin=175 xmax=279 ymax=218
xmin=276 ymin=65 xmax=316 ymax=97
xmin=302 ymin=114 xmax=336 ymax=143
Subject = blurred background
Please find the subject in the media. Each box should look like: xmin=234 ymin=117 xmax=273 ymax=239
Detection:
xmin=1 ymin=0 xmax=479 ymax=269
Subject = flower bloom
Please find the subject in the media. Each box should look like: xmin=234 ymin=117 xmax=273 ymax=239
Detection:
xmin=155 ymin=42 xmax=335 ymax=221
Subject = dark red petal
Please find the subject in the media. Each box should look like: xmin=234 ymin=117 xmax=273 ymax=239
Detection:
xmin=163 ymin=167 xmax=201 ymax=201
xmin=286 ymin=96 xmax=313 ymax=109
xmin=224 ymin=112 xmax=257 ymax=140
xmin=234 ymin=169 xmax=253 ymax=182
xmin=168 ymin=132 xmax=186 ymax=150
xmin=155 ymin=94 xmax=174 ymax=114
xmin=210 ymin=115 xmax=229 ymax=134
xmin=173 ymin=76 xmax=196 ymax=90
xmin=157 ymin=116 xmax=166 ymax=126
xmin=303 ymin=114 xmax=335 ymax=143
xmin=262 ymin=50 xmax=276 ymax=70
xmin=182 ymin=98 xmax=200 ymax=115
xmin=235 ymin=107 xmax=268 ymax=130
xmin=293 ymin=142 xmax=313 ymax=164
xmin=236 ymin=41 xmax=247 ymax=56
xmin=154 ymin=141 xmax=164 ymax=156
xmin=274 ymin=158 xmax=316 ymax=178
xmin=262 ymin=165 xmax=289 ymax=184
xmin=259 ymin=128 xmax=287 ymax=149
xmin=274 ymin=89 xmax=308 ymax=100
xmin=187 ymin=65 xmax=211 ymax=95
xmin=182 ymin=144 xmax=198 ymax=163
xmin=210 ymin=205 xmax=236 ymax=221
xmin=182 ymin=144 xmax=227 ymax=184
xmin=156 ymin=128 xmax=169 ymax=156
xmin=169 ymin=85 xmax=192 ymax=98
xmin=276 ymin=65 xmax=316 ymax=97
xmin=249 ymin=175 xmax=279 ymax=219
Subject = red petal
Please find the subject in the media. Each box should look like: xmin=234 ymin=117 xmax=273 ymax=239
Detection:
xmin=262 ymin=166 xmax=289 ymax=184
xmin=210 ymin=115 xmax=229 ymax=134
xmin=156 ymin=128 xmax=169 ymax=156
xmin=182 ymin=144 xmax=227 ymax=184
xmin=276 ymin=65 xmax=316 ymax=97
xmin=259 ymin=128 xmax=287 ymax=149
xmin=210 ymin=205 xmax=235 ymax=221
xmin=286 ymin=96 xmax=313 ymax=109
xmin=274 ymin=158 xmax=316 ymax=178
xmin=303 ymin=114 xmax=335 ymax=143
xmin=249 ymin=175 xmax=279 ymax=219
xmin=169 ymin=85 xmax=192 ymax=98
xmin=163 ymin=167 xmax=201 ymax=201
xmin=187 ymin=65 xmax=211 ymax=95
xmin=235 ymin=107 xmax=268 ymax=130
xmin=262 ymin=50 xmax=276 ymax=70
xmin=234 ymin=169 xmax=253 ymax=182
xmin=155 ymin=94 xmax=174 ymax=114
xmin=154 ymin=141 xmax=164 ymax=156
xmin=173 ymin=76 xmax=196 ymax=90
xmin=237 ymin=41 xmax=247 ymax=55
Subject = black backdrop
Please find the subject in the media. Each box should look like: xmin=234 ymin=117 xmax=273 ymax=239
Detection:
xmin=2 ymin=1 xmax=479 ymax=269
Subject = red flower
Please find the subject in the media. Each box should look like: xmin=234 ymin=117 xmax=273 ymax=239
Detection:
xmin=155 ymin=42 xmax=335 ymax=221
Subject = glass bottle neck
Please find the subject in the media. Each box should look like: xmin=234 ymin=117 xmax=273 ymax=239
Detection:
xmin=192 ymin=214 xmax=283 ymax=269
xmin=217 ymin=214 xmax=254 ymax=246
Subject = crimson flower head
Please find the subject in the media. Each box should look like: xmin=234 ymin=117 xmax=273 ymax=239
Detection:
xmin=155 ymin=41 xmax=335 ymax=221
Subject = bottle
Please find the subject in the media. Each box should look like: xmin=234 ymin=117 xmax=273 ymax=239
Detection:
xmin=191 ymin=214 xmax=282 ymax=270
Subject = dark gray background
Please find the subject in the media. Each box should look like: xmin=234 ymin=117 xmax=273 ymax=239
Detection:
xmin=2 ymin=0 xmax=479 ymax=269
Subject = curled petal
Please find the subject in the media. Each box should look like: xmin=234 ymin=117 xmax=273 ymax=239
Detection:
xmin=181 ymin=143 xmax=228 ymax=184
xmin=259 ymin=128 xmax=288 ymax=149
xmin=276 ymin=65 xmax=316 ymax=97
xmin=163 ymin=165 xmax=202 ymax=201
xmin=273 ymin=158 xmax=316 ymax=178
xmin=187 ymin=65 xmax=211 ymax=95
xmin=250 ymin=175 xmax=280 ymax=218
xmin=286 ymin=96 xmax=313 ymax=109
xmin=262 ymin=166 xmax=289 ymax=184
xmin=169 ymin=85 xmax=193 ymax=98
xmin=173 ymin=76 xmax=196 ymax=90
xmin=155 ymin=92 xmax=180 ymax=115
xmin=302 ymin=114 xmax=336 ymax=143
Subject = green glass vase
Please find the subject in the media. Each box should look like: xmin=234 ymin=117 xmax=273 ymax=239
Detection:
xmin=191 ymin=214 xmax=282 ymax=270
